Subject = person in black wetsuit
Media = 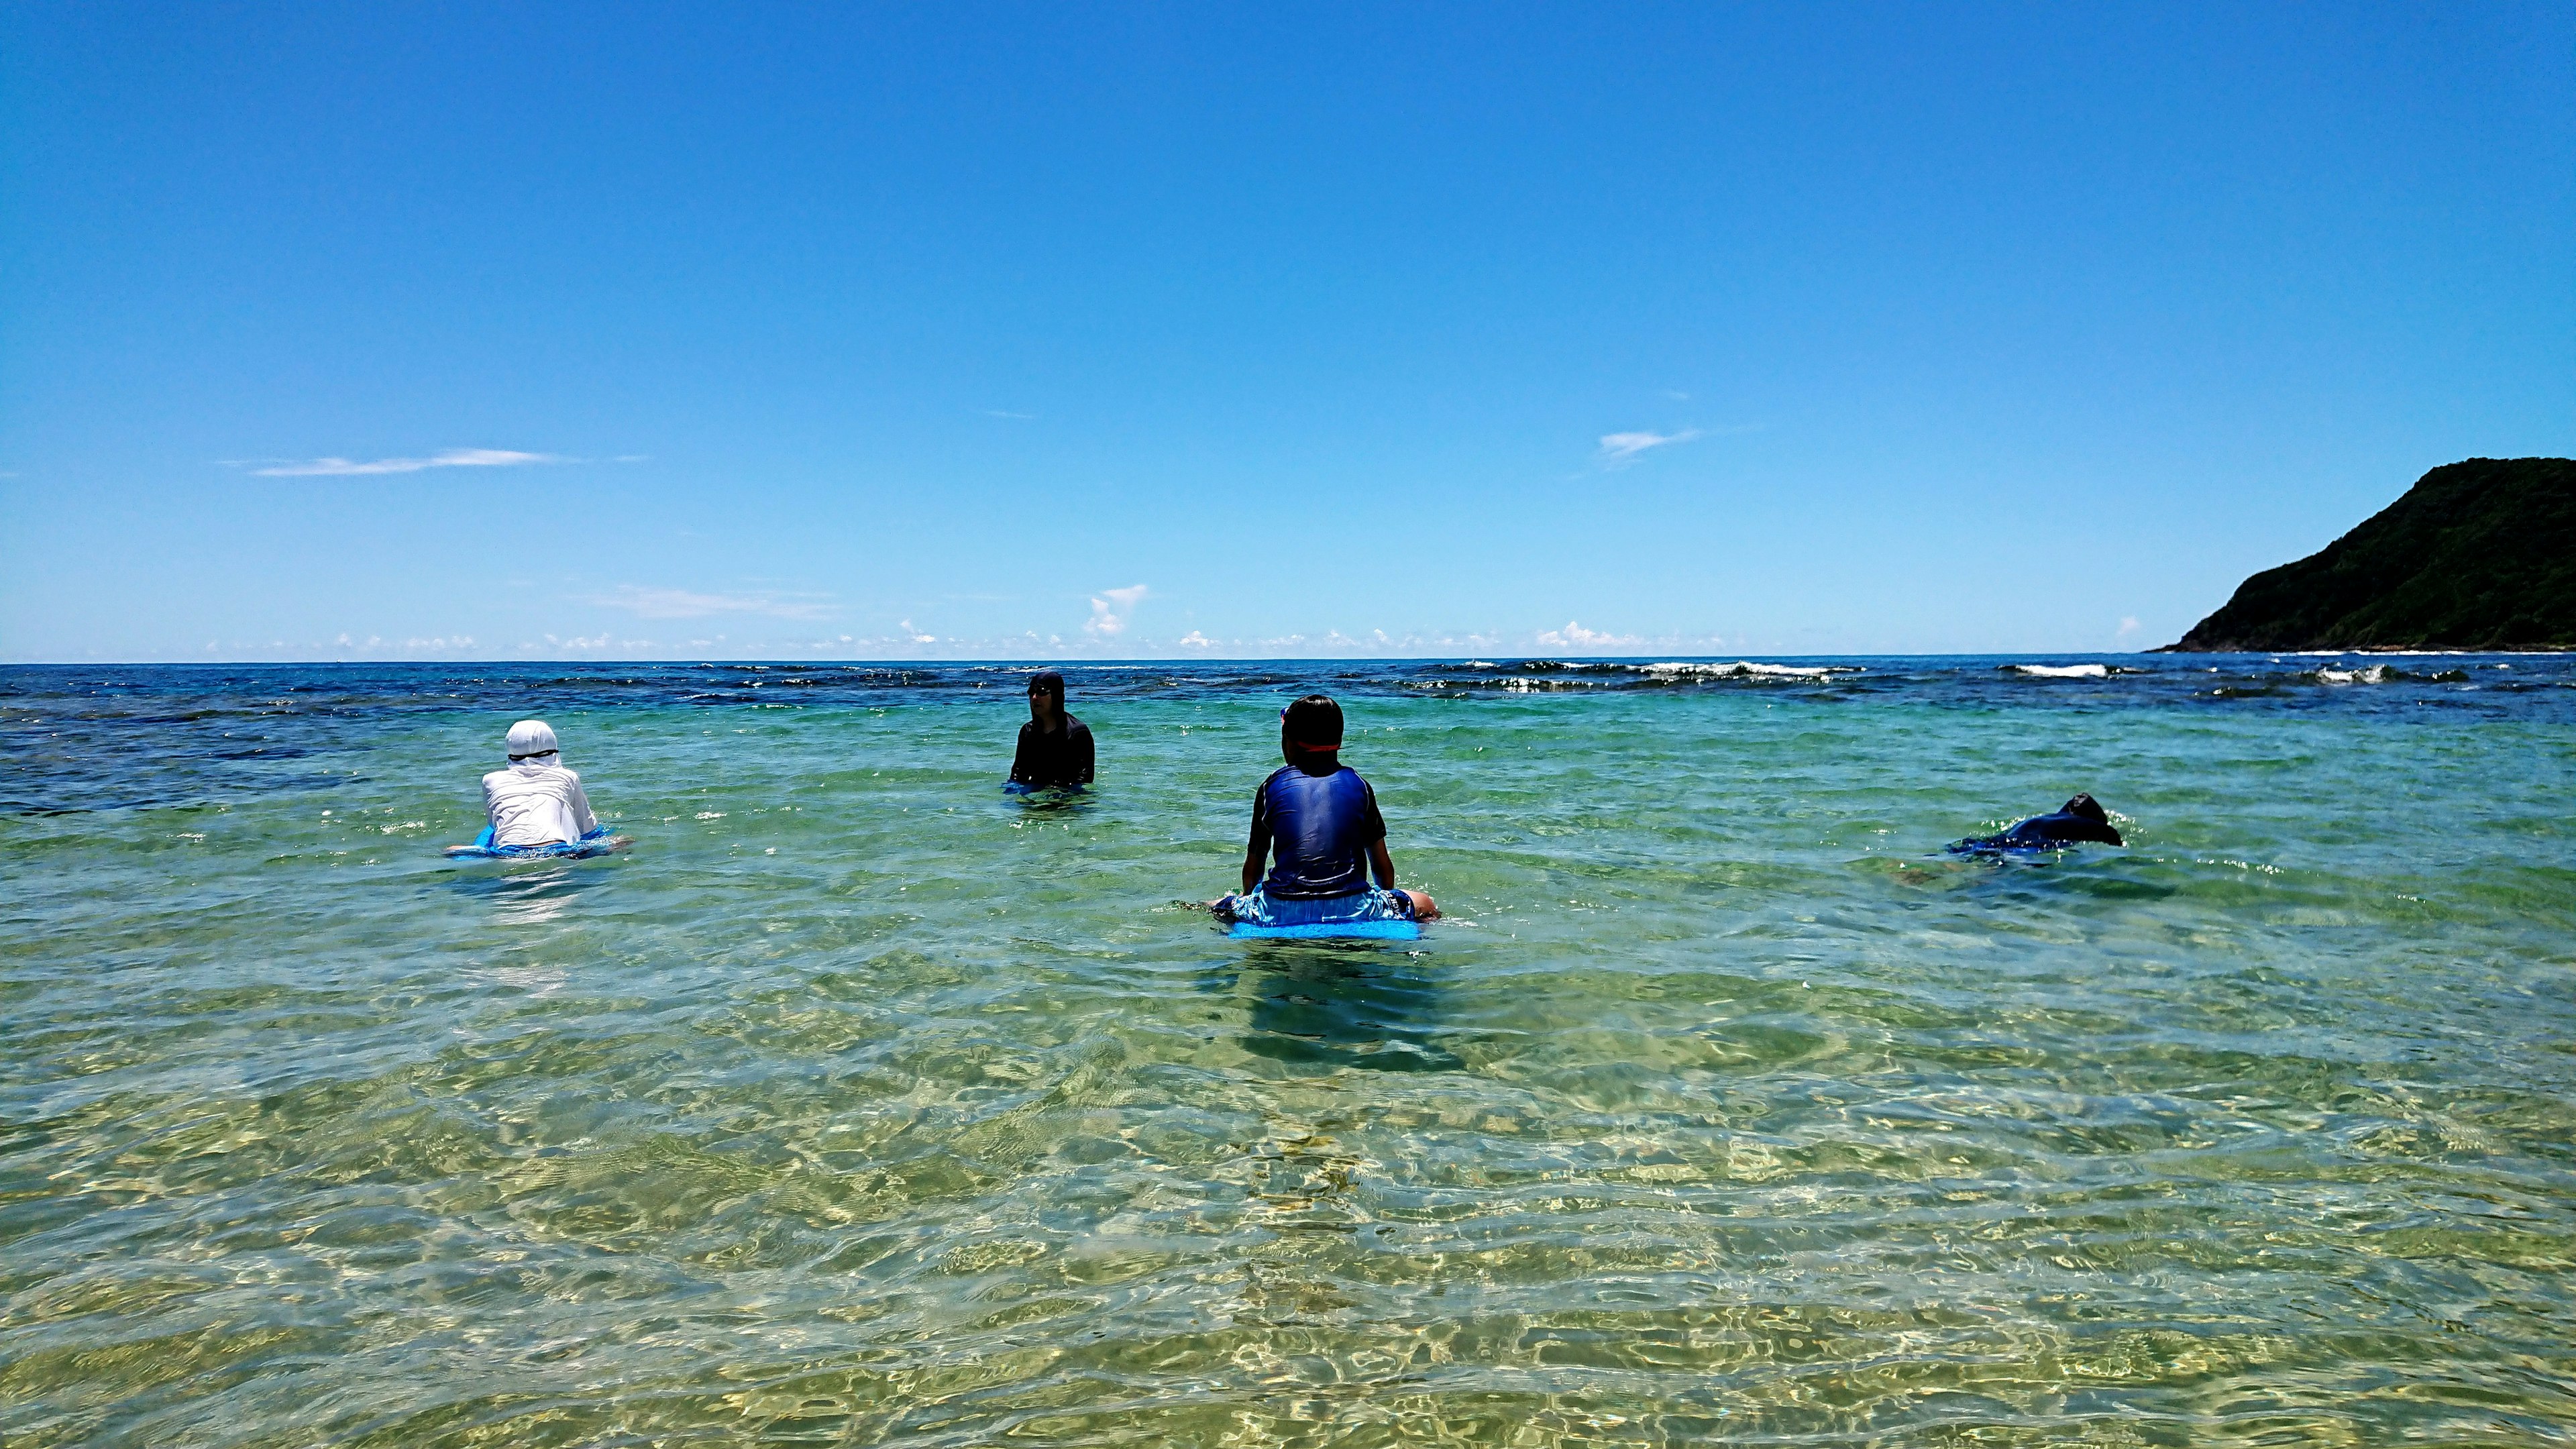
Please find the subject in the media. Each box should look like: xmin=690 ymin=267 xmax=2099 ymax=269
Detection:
xmin=1951 ymin=792 xmax=2126 ymax=853
xmin=1006 ymin=671 xmax=1093 ymax=792
xmin=1211 ymin=694 xmax=1438 ymax=924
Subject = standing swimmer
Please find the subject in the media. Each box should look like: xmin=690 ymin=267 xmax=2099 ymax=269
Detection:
xmin=1212 ymin=694 xmax=1438 ymax=928
xmin=1006 ymin=671 xmax=1094 ymax=792
xmin=477 ymin=720 xmax=608 ymax=848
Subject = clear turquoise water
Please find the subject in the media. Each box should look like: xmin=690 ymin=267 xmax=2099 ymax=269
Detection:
xmin=4 ymin=657 xmax=2573 ymax=1446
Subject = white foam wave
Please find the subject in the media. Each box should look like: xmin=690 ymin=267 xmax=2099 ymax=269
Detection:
xmin=1637 ymin=661 xmax=1859 ymax=680
xmin=2010 ymin=664 xmax=2110 ymax=678
xmin=2316 ymin=664 xmax=2394 ymax=684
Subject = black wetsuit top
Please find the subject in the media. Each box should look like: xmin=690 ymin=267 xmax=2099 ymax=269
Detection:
xmin=1995 ymin=811 xmax=2125 ymax=847
xmin=1009 ymin=716 xmax=1094 ymax=789
xmin=1248 ymin=762 xmax=1387 ymax=899
xmin=1951 ymin=794 xmax=2125 ymax=852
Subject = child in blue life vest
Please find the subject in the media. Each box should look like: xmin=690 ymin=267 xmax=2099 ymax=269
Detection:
xmin=1212 ymin=694 xmax=1438 ymax=928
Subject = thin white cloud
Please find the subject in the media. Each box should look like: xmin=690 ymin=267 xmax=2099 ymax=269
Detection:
xmin=984 ymin=409 xmax=1037 ymax=420
xmin=588 ymin=585 xmax=835 ymax=621
xmin=1597 ymin=430 xmax=1701 ymax=467
xmin=1534 ymin=619 xmax=1640 ymax=651
xmin=1084 ymin=583 xmax=1149 ymax=638
xmin=900 ymin=619 xmax=938 ymax=643
xmin=248 ymin=447 xmax=567 ymax=477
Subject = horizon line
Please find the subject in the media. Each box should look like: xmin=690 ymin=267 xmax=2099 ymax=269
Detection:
xmin=21 ymin=648 xmax=2540 ymax=669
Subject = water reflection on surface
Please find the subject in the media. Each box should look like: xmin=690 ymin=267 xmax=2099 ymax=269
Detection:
xmin=1224 ymin=943 xmax=1464 ymax=1074
xmin=2 ymin=659 xmax=2572 ymax=1446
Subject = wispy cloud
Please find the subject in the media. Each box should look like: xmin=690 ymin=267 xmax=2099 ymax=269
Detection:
xmin=588 ymin=585 xmax=835 ymax=621
xmin=984 ymin=409 xmax=1037 ymax=421
xmin=1084 ymin=583 xmax=1148 ymax=638
xmin=246 ymin=447 xmax=568 ymax=477
xmin=1597 ymin=430 xmax=1700 ymax=468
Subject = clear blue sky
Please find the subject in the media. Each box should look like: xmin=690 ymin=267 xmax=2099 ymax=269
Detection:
xmin=3 ymin=3 xmax=2569 ymax=661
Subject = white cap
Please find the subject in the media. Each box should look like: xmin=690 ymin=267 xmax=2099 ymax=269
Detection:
xmin=506 ymin=719 xmax=561 ymax=760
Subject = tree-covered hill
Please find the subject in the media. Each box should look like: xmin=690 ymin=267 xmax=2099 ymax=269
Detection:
xmin=2165 ymin=458 xmax=2575 ymax=652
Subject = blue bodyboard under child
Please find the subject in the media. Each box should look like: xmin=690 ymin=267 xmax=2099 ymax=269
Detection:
xmin=1226 ymin=918 xmax=1421 ymax=941
xmin=443 ymin=826 xmax=621 ymax=861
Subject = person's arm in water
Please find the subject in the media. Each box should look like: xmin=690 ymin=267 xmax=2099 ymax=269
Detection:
xmin=1240 ymin=828 xmax=1267 ymax=894
xmin=1075 ymin=723 xmax=1095 ymax=786
xmin=567 ymin=773 xmax=599 ymax=837
xmin=1007 ymin=722 xmax=1036 ymax=786
xmin=1359 ymin=782 xmax=1439 ymax=918
xmin=1240 ymin=783 xmax=1271 ymax=894
xmin=1360 ymin=777 xmax=1395 ymax=888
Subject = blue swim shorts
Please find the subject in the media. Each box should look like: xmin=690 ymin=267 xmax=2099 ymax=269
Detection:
xmin=1216 ymin=888 xmax=1416 ymax=928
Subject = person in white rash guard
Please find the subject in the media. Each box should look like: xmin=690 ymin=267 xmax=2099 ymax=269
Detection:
xmin=480 ymin=719 xmax=601 ymax=847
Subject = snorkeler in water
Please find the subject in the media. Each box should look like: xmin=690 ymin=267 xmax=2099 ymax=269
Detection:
xmin=1950 ymin=792 xmax=2126 ymax=853
xmin=1212 ymin=694 xmax=1438 ymax=928
xmin=1006 ymin=671 xmax=1094 ymax=792
xmin=478 ymin=719 xmax=606 ymax=847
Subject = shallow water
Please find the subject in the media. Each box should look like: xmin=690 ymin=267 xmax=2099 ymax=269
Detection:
xmin=4 ymin=656 xmax=2573 ymax=1446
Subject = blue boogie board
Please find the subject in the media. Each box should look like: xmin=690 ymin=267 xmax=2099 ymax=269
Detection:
xmin=443 ymin=826 xmax=623 ymax=861
xmin=1228 ymin=918 xmax=1420 ymax=941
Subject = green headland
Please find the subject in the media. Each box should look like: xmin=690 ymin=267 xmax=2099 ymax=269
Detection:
xmin=2166 ymin=456 xmax=2576 ymax=652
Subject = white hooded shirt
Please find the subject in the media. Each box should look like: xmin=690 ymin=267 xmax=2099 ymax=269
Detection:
xmin=481 ymin=720 xmax=600 ymax=847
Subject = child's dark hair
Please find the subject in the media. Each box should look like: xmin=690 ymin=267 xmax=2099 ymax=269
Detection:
xmin=1281 ymin=694 xmax=1343 ymax=750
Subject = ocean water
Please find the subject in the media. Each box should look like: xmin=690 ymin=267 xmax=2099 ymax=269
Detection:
xmin=3 ymin=655 xmax=2573 ymax=1447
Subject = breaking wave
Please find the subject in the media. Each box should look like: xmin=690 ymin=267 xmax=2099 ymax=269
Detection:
xmin=1405 ymin=660 xmax=1864 ymax=692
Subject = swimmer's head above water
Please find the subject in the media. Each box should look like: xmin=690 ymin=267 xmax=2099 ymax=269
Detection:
xmin=1027 ymin=671 xmax=1066 ymax=729
xmin=1281 ymin=694 xmax=1343 ymax=771
xmin=505 ymin=719 xmax=561 ymax=765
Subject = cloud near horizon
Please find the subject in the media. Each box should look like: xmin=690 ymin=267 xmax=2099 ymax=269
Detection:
xmin=1084 ymin=583 xmax=1148 ymax=637
xmin=1596 ymin=429 xmax=1701 ymax=467
xmin=588 ymin=585 xmax=835 ymax=621
xmin=1534 ymin=619 xmax=1640 ymax=649
xmin=248 ymin=447 xmax=568 ymax=477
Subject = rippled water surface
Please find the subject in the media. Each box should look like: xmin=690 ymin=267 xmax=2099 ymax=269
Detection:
xmin=5 ymin=656 xmax=2574 ymax=1446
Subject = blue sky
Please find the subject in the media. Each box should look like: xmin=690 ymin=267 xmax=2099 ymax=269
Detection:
xmin=3 ymin=3 xmax=2569 ymax=661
